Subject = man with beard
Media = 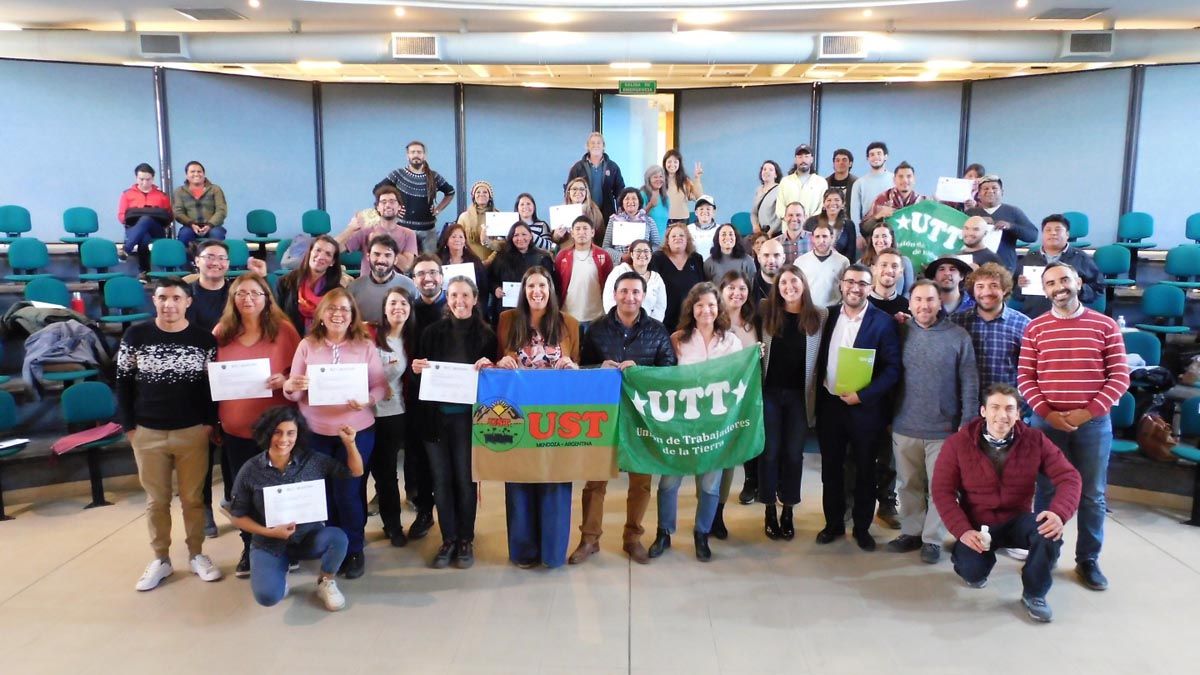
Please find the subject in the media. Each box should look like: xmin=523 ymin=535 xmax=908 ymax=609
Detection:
xmin=382 ymin=141 xmax=455 ymax=253
xmin=1017 ymin=214 xmax=1104 ymax=317
xmin=864 ymin=247 xmax=910 ymax=529
xmin=952 ymin=263 xmax=1031 ymax=393
xmin=776 ymin=144 xmax=828 ymax=220
xmin=861 ymin=161 xmax=927 ymax=238
xmin=337 ymin=184 xmax=419 ymax=275
xmin=868 ymin=248 xmax=910 ymax=319
xmin=796 ymin=224 xmax=850 ymax=307
xmin=925 ymin=257 xmax=975 ymax=315
xmin=966 ymin=175 xmax=1038 ymax=274
xmin=959 ymin=216 xmax=1003 ymax=268
xmin=775 ymin=202 xmax=811 ymax=264
xmin=566 ymin=132 xmax=626 ymax=222
xmin=753 ymin=238 xmax=786 ymax=304
xmin=849 ymin=141 xmax=894 ymax=226
xmin=1017 ymin=263 xmax=1129 ymax=592
xmin=347 ymin=235 xmax=418 ymax=325
xmin=826 ymin=148 xmax=857 ymax=205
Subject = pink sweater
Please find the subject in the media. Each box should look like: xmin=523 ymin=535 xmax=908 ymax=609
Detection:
xmin=673 ymin=329 xmax=743 ymax=365
xmin=285 ymin=337 xmax=387 ymax=435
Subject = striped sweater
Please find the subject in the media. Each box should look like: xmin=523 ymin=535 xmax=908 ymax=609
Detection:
xmin=1016 ymin=306 xmax=1129 ymax=419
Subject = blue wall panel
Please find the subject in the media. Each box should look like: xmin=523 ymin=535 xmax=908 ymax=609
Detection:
xmin=969 ymin=69 xmax=1130 ymax=245
xmin=321 ymin=83 xmax=456 ymax=229
xmin=165 ymin=71 xmax=316 ymax=238
xmin=677 ymin=85 xmax=811 ymax=224
xmin=0 ymin=60 xmax=158 ymax=241
xmin=1133 ymin=64 xmax=1200 ymax=249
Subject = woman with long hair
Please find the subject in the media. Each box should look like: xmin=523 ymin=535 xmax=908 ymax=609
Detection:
xmin=639 ymin=164 xmax=670 ymax=239
xmin=751 ymin=160 xmax=783 ymax=237
xmin=713 ymin=270 xmax=761 ymax=536
xmin=563 ymin=177 xmax=605 ymax=245
xmin=662 ymin=148 xmax=703 ymax=225
xmin=757 ymin=264 xmax=827 ymax=541
xmin=213 ymin=272 xmax=302 ymax=579
xmin=276 ymin=234 xmax=350 ymax=335
xmin=283 ymin=288 xmax=387 ymax=579
xmin=602 ymin=187 xmax=662 ymax=258
xmin=649 ymin=223 xmax=706 ymax=331
xmin=804 ymin=187 xmax=857 ymax=262
xmin=412 ymin=276 xmax=498 ymax=569
xmin=514 ymin=192 xmax=565 ymax=251
xmin=704 ymin=223 xmax=758 ymax=283
xmin=859 ymin=222 xmax=915 ymax=296
xmin=649 ymin=282 xmax=742 ymax=562
xmin=601 ymin=238 xmax=667 ymax=322
xmin=489 ymin=222 xmax=556 ymax=322
xmin=437 ymin=222 xmax=490 ymax=312
xmin=369 ymin=287 xmax=419 ymax=548
xmin=495 ymin=266 xmax=580 ymax=568
xmin=455 ymin=180 xmax=500 ymax=262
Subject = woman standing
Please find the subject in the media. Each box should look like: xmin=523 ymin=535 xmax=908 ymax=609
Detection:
xmin=859 ymin=223 xmax=915 ymax=296
xmin=704 ymin=224 xmax=758 ymax=283
xmin=563 ymin=177 xmax=605 ymax=245
xmin=639 ymin=165 xmax=670 ymax=239
xmin=283 ymin=288 xmax=387 ymax=579
xmin=751 ymin=160 xmax=783 ymax=237
xmin=370 ymin=287 xmax=418 ymax=548
xmin=650 ymin=223 xmax=706 ymax=331
xmin=804 ymin=188 xmax=857 ymax=262
xmin=602 ymin=187 xmax=662 ymax=258
xmin=437 ymin=223 xmax=490 ymax=304
xmin=213 ymin=272 xmax=302 ymax=578
xmin=601 ymin=239 xmax=667 ymax=322
xmin=757 ymin=264 xmax=826 ymax=541
xmin=662 ymin=149 xmax=703 ymax=225
xmin=172 ymin=160 xmax=228 ymax=247
xmin=490 ymin=223 xmax=556 ymax=320
xmin=714 ymin=270 xmax=761 ymax=536
xmin=495 ymin=267 xmax=580 ymax=568
xmin=456 ymin=180 xmax=500 ymax=262
xmin=276 ymin=234 xmax=350 ymax=335
xmin=650 ymin=283 xmax=741 ymax=562
xmin=515 ymin=192 xmax=565 ymax=251
xmin=412 ymin=277 xmax=498 ymax=569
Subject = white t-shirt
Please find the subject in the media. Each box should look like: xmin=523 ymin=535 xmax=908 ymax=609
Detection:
xmin=564 ymin=250 xmax=605 ymax=322
xmin=688 ymin=222 xmax=719 ymax=260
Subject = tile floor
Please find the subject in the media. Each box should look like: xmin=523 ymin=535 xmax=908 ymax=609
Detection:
xmin=1 ymin=457 xmax=1198 ymax=675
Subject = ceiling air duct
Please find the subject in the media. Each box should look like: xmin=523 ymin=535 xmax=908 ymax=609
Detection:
xmin=138 ymin=33 xmax=188 ymax=59
xmin=392 ymin=33 xmax=439 ymax=60
xmin=818 ymin=33 xmax=867 ymax=60
xmin=1063 ymin=30 xmax=1115 ymax=57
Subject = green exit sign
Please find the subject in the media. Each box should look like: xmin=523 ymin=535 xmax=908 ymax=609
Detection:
xmin=618 ymin=80 xmax=657 ymax=95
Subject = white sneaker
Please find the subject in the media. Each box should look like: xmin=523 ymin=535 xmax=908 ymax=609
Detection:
xmin=189 ymin=554 xmax=224 ymax=582
xmin=316 ymin=577 xmax=345 ymax=611
xmin=135 ymin=559 xmax=173 ymax=591
xmin=1002 ymin=547 xmax=1029 ymax=561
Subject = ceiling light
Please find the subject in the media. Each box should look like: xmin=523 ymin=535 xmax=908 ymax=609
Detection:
xmin=862 ymin=9 xmax=873 ymax=17
xmin=534 ymin=10 xmax=571 ymax=25
xmin=522 ymin=82 xmax=551 ymax=88
xmin=1015 ymin=0 xmax=1028 ymax=8
xmin=680 ymin=11 xmax=725 ymax=26
xmin=393 ymin=6 xmax=406 ymax=17
xmin=296 ymin=60 xmax=342 ymax=71
xmin=925 ymin=59 xmax=972 ymax=70
xmin=248 ymin=0 xmax=261 ymax=8
xmin=610 ymin=62 xmax=652 ymax=70
xmin=0 ymin=22 xmax=23 ymax=30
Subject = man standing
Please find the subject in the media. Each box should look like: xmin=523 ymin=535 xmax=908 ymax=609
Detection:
xmin=1017 ymin=214 xmax=1104 ymax=317
xmin=886 ymin=280 xmax=979 ymax=564
xmin=118 ymin=278 xmax=222 ymax=591
xmin=868 ymin=248 xmax=910 ymax=319
xmin=383 ymin=140 xmax=455 ymax=253
xmin=776 ymin=144 xmax=828 ymax=221
xmin=925 ymin=257 xmax=975 ymax=315
xmin=1017 ymin=262 xmax=1129 ymax=591
xmin=796 ymin=224 xmax=850 ymax=307
xmin=571 ymin=271 xmax=676 ymax=565
xmin=554 ymin=216 xmax=613 ymax=333
xmin=753 ymin=239 xmax=785 ymax=304
xmin=864 ymin=247 xmax=909 ymax=528
xmin=826 ymin=148 xmax=857 ymax=205
xmin=860 ymin=161 xmax=926 ymax=238
xmin=815 ymin=264 xmax=902 ymax=550
xmin=347 ymin=234 xmax=419 ymax=325
xmin=403 ymin=254 xmax=447 ymax=541
xmin=959 ymin=216 xmax=1003 ymax=268
xmin=567 ymin=132 xmax=626 ymax=223
xmin=849 ymin=141 xmax=893 ymax=226
xmin=966 ymin=175 xmax=1038 ymax=274
xmin=951 ymin=263 xmax=1031 ymax=393
xmin=118 ymin=162 xmax=173 ymax=275
xmin=337 ymin=184 xmax=419 ymax=275
xmin=932 ymin=384 xmax=1082 ymax=623
xmin=774 ymin=202 xmax=811 ymax=265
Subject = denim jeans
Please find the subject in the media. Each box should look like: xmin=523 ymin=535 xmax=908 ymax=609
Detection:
xmin=950 ymin=512 xmax=1062 ymax=599
xmin=657 ymin=471 xmax=722 ymax=534
xmin=505 ymin=482 xmax=572 ymax=567
xmin=1032 ymin=413 xmax=1112 ymax=562
xmin=758 ymin=388 xmax=809 ymax=506
xmin=250 ymin=526 xmax=348 ymax=607
xmin=310 ymin=427 xmax=376 ymax=554
xmin=427 ymin=411 xmax=477 ymax=543
xmin=178 ymin=224 xmax=227 ymax=247
xmin=124 ymin=216 xmax=165 ymax=272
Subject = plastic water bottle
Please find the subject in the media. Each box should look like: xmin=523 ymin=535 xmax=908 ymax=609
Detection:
xmin=979 ymin=525 xmax=992 ymax=551
xmin=70 ymin=291 xmax=86 ymax=315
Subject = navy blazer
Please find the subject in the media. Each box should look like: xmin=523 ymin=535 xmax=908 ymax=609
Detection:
xmin=815 ymin=302 xmax=903 ymax=427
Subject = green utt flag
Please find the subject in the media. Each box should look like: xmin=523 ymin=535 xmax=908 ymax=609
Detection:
xmin=617 ymin=347 xmax=764 ymax=475
xmin=886 ymin=200 xmax=970 ymax=272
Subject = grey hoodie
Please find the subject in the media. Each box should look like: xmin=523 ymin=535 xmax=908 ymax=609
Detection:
xmin=892 ymin=316 xmax=979 ymax=439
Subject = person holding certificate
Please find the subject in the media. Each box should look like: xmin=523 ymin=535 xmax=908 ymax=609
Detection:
xmin=602 ymin=187 xmax=661 ymax=259
xmin=514 ymin=192 xmax=565 ymax=251
xmin=437 ymin=223 xmax=489 ymax=305
xmin=412 ymin=276 xmax=498 ymax=570
xmin=757 ymin=265 xmax=827 ymax=541
xmin=562 ymin=178 xmax=605 ymax=245
xmin=455 ymin=180 xmax=500 ymax=263
xmin=213 ymin=272 xmax=302 ymax=578
xmin=277 ymin=234 xmax=352 ymax=335
xmin=283 ymin=288 xmax=387 ymax=579
xmin=228 ymin=406 xmax=362 ymax=612
xmin=370 ymin=287 xmax=418 ymax=548
xmin=488 ymin=223 xmax=556 ymax=323
xmin=495 ymin=266 xmax=581 ymax=569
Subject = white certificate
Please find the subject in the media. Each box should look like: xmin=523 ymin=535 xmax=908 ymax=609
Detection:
xmin=1022 ymin=265 xmax=1046 ymax=296
xmin=485 ymin=211 xmax=519 ymax=238
xmin=208 ymin=358 xmax=272 ymax=401
xmin=936 ymin=177 xmax=975 ymax=203
xmin=419 ymin=360 xmax=479 ymax=404
xmin=982 ymin=226 xmax=1002 ymax=253
xmin=549 ymin=203 xmax=584 ymax=231
xmin=611 ymin=220 xmax=646 ymax=247
xmin=441 ymin=262 xmax=476 ymax=288
xmin=502 ymin=281 xmax=521 ymax=308
xmin=263 ymin=479 xmax=328 ymax=527
xmin=956 ymin=254 xmax=977 ymax=268
xmin=308 ymin=363 xmax=369 ymax=406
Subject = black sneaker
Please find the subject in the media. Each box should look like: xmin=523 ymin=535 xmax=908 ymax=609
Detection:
xmin=737 ymin=481 xmax=757 ymax=505
xmin=386 ymin=526 xmax=408 ymax=548
xmin=1022 ymin=595 xmax=1053 ymax=623
xmin=341 ymin=552 xmax=365 ymax=579
xmin=288 ymin=559 xmax=300 ymax=573
xmin=454 ymin=541 xmax=474 ymax=569
xmin=235 ymin=548 xmax=251 ymax=578
xmin=920 ymin=543 xmax=942 ymax=564
xmin=710 ymin=503 xmax=729 ymax=540
xmin=431 ymin=541 xmax=455 ymax=569
xmin=1075 ymin=560 xmax=1109 ymax=591
xmin=853 ymin=530 xmax=876 ymax=551
xmin=409 ymin=510 xmax=435 ymax=541
xmin=885 ymin=534 xmax=923 ymax=553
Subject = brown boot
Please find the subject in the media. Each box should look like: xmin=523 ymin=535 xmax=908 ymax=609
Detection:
xmin=568 ymin=539 xmax=600 ymax=565
xmin=623 ymin=541 xmax=650 ymax=564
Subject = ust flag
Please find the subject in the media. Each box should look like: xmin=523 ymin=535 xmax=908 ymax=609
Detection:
xmin=618 ymin=348 xmax=765 ymax=475
xmin=886 ymin=200 xmax=970 ymax=272
xmin=472 ymin=368 xmax=621 ymax=482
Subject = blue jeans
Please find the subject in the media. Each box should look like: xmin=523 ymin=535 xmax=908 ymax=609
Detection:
xmin=951 ymin=513 xmax=1062 ymax=599
xmin=657 ymin=471 xmax=722 ymax=534
xmin=249 ymin=526 xmax=348 ymax=607
xmin=310 ymin=427 xmax=376 ymax=554
xmin=759 ymin=388 xmax=809 ymax=506
xmin=124 ymin=216 xmax=165 ymax=270
xmin=505 ymin=482 xmax=572 ymax=568
xmin=1033 ymin=414 xmax=1112 ymax=563
xmin=178 ymin=224 xmax=227 ymax=247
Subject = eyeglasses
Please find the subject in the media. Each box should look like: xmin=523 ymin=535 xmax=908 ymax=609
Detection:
xmin=413 ymin=270 xmax=441 ymax=278
xmin=198 ymin=255 xmax=229 ymax=263
xmin=631 ymin=249 xmax=652 ymax=255
xmin=568 ymin=187 xmax=586 ymax=193
xmin=234 ymin=290 xmax=266 ymax=299
xmin=325 ymin=306 xmax=353 ymax=315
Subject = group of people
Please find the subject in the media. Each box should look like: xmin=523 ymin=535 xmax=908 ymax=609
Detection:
xmin=115 ymin=134 xmax=1129 ymax=624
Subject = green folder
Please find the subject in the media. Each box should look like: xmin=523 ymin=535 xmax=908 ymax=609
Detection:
xmin=835 ymin=347 xmax=876 ymax=395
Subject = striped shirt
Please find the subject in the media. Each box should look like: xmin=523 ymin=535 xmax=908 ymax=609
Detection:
xmin=1016 ymin=306 xmax=1129 ymax=419
xmin=951 ymin=305 xmax=1030 ymax=392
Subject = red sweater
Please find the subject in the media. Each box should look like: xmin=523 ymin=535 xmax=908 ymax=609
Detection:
xmin=553 ymin=245 xmax=614 ymax=305
xmin=932 ymin=418 xmax=1081 ymax=539
xmin=117 ymin=184 xmax=171 ymax=225
xmin=1016 ymin=307 xmax=1129 ymax=419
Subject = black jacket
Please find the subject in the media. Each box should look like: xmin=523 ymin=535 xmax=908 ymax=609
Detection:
xmin=567 ymin=152 xmax=626 ymax=222
xmin=581 ymin=308 xmax=677 ymax=368
xmin=489 ymin=248 xmax=558 ymax=298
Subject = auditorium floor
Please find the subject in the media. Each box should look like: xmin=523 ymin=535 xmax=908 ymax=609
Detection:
xmin=1 ymin=462 xmax=1197 ymax=675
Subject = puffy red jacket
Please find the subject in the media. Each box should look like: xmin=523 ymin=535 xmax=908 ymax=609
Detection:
xmin=117 ymin=184 xmax=171 ymax=225
xmin=553 ymin=245 xmax=613 ymax=305
xmin=932 ymin=417 xmax=1081 ymax=539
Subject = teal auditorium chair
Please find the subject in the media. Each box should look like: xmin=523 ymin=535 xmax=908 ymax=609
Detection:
xmin=1133 ymin=284 xmax=1191 ymax=344
xmin=341 ymin=250 xmax=362 ymax=278
xmin=730 ymin=212 xmax=753 ymax=236
xmin=1084 ymin=292 xmax=1106 ymax=314
xmin=60 ymin=381 xmax=122 ymax=509
xmin=1109 ymin=392 xmax=1139 ymax=456
xmin=1093 ymin=244 xmax=1135 ymax=307
xmin=268 ymin=269 xmax=286 ymax=297
xmin=1115 ymin=211 xmax=1156 ymax=282
xmin=79 ymin=238 xmax=123 ymax=282
xmin=1122 ymin=329 xmax=1161 ymax=367
xmin=1160 ymin=245 xmax=1200 ymax=291
xmin=99 ymin=276 xmax=151 ymax=329
xmin=276 ymin=237 xmax=292 ymax=262
xmin=61 ymin=206 xmax=100 ymax=252
xmin=1170 ymin=396 xmax=1200 ymax=526
xmin=225 ymin=238 xmax=251 ymax=277
xmin=0 ymin=390 xmax=28 ymax=520
xmin=245 ymin=209 xmax=281 ymax=258
xmin=0 ymin=205 xmax=32 ymax=244
xmin=302 ymin=209 xmax=332 ymax=236
xmin=4 ymin=238 xmax=54 ymax=282
xmin=148 ymin=239 xmax=188 ymax=279
xmin=1061 ymin=211 xmax=1091 ymax=248
xmin=24 ymin=277 xmax=71 ymax=307
xmin=1186 ymin=213 xmax=1200 ymax=245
